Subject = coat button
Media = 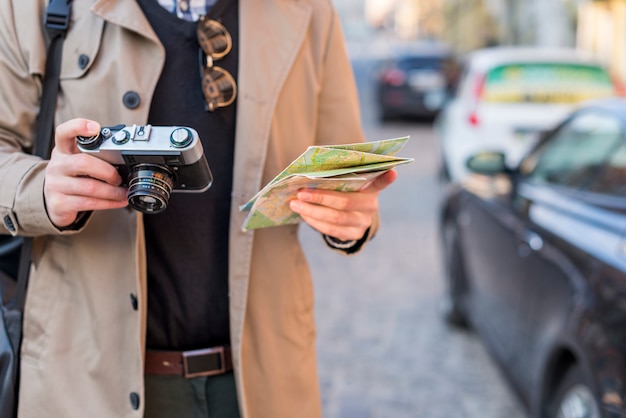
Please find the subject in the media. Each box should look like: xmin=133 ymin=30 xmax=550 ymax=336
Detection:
xmin=3 ymin=215 xmax=16 ymax=232
xmin=122 ymin=91 xmax=141 ymax=109
xmin=129 ymin=392 xmax=140 ymax=410
xmin=129 ymin=294 xmax=138 ymax=311
xmin=77 ymin=54 xmax=90 ymax=70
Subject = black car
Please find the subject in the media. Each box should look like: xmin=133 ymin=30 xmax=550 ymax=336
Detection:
xmin=440 ymin=98 xmax=626 ymax=418
xmin=375 ymin=49 xmax=455 ymax=121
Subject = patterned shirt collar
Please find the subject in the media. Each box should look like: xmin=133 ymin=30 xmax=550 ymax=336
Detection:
xmin=156 ymin=0 xmax=217 ymax=22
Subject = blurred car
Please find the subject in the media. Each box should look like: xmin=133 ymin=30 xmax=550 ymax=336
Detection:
xmin=439 ymin=97 xmax=626 ymax=418
xmin=435 ymin=46 xmax=623 ymax=182
xmin=375 ymin=47 xmax=454 ymax=121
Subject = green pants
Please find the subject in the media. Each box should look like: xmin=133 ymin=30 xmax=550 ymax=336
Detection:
xmin=144 ymin=372 xmax=241 ymax=418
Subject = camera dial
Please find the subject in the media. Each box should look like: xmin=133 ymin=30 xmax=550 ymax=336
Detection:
xmin=170 ymin=128 xmax=193 ymax=148
xmin=112 ymin=129 xmax=130 ymax=145
xmin=76 ymin=132 xmax=104 ymax=150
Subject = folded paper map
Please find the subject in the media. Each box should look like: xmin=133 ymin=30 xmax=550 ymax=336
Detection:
xmin=240 ymin=136 xmax=413 ymax=231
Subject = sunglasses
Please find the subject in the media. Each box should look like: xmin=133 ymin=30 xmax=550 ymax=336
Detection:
xmin=197 ymin=17 xmax=237 ymax=111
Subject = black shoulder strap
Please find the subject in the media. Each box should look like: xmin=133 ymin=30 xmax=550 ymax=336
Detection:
xmin=13 ymin=0 xmax=73 ymax=310
xmin=34 ymin=0 xmax=73 ymax=159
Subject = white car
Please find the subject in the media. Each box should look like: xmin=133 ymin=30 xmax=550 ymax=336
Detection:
xmin=435 ymin=47 xmax=621 ymax=182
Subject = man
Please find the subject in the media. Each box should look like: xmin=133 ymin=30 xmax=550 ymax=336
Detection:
xmin=0 ymin=0 xmax=397 ymax=417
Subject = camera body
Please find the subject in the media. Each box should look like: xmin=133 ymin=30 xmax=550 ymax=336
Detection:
xmin=76 ymin=124 xmax=213 ymax=213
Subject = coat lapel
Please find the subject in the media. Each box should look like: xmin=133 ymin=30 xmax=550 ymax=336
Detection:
xmin=92 ymin=0 xmax=160 ymax=42
xmin=228 ymin=0 xmax=312 ymax=370
xmin=232 ymin=0 xmax=312 ymax=203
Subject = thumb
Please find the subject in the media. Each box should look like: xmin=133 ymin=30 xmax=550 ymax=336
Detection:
xmin=53 ymin=118 xmax=101 ymax=155
xmin=363 ymin=169 xmax=398 ymax=193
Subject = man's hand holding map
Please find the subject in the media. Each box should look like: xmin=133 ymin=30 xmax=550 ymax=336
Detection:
xmin=240 ymin=136 xmax=413 ymax=231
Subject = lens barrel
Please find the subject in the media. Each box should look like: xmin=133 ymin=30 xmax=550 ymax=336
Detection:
xmin=127 ymin=164 xmax=175 ymax=214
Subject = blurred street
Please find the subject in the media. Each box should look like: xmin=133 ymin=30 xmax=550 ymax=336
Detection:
xmin=299 ymin=55 xmax=527 ymax=418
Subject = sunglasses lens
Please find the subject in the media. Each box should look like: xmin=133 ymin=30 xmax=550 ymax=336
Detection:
xmin=197 ymin=17 xmax=237 ymax=111
xmin=198 ymin=18 xmax=232 ymax=59
xmin=202 ymin=66 xmax=237 ymax=111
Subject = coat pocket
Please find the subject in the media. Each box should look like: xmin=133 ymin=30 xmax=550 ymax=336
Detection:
xmin=20 ymin=236 xmax=71 ymax=364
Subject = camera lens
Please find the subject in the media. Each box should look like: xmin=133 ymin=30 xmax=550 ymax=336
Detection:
xmin=127 ymin=164 xmax=175 ymax=214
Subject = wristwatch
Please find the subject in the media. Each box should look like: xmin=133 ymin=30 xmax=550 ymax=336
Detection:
xmin=322 ymin=227 xmax=371 ymax=254
xmin=323 ymin=234 xmax=358 ymax=250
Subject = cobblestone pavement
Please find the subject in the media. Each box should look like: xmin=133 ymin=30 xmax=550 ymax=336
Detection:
xmin=298 ymin=117 xmax=528 ymax=418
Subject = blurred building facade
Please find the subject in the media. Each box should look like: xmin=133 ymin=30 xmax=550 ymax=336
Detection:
xmin=332 ymin=0 xmax=626 ymax=83
xmin=440 ymin=0 xmax=579 ymax=51
xmin=439 ymin=0 xmax=626 ymax=83
xmin=334 ymin=0 xmax=445 ymax=41
xmin=577 ymin=0 xmax=626 ymax=85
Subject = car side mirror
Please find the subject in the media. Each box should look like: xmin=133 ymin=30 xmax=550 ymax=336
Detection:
xmin=465 ymin=151 xmax=507 ymax=175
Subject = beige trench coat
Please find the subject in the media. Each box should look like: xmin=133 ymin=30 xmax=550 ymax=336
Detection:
xmin=0 ymin=0 xmax=378 ymax=417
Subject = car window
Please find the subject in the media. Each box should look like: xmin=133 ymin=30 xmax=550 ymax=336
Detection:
xmin=586 ymin=141 xmax=626 ymax=196
xmin=396 ymin=56 xmax=448 ymax=91
xmin=398 ymin=57 xmax=445 ymax=70
xmin=522 ymin=110 xmax=624 ymax=193
xmin=481 ymin=63 xmax=614 ymax=104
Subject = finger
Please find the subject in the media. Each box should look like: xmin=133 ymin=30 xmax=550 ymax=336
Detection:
xmin=361 ymin=169 xmax=398 ymax=192
xmin=295 ymin=169 xmax=397 ymax=211
xmin=46 ymin=175 xmax=128 ymax=203
xmin=295 ymin=188 xmax=378 ymax=213
xmin=46 ymin=193 xmax=129 ymax=214
xmin=48 ymin=152 xmax=123 ymax=187
xmin=53 ymin=118 xmax=101 ymax=155
xmin=290 ymin=199 xmax=359 ymax=226
xmin=44 ymin=172 xmax=128 ymax=228
xmin=289 ymin=199 xmax=371 ymax=240
xmin=45 ymin=193 xmax=128 ymax=228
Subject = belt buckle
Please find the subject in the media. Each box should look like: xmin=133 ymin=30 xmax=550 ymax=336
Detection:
xmin=182 ymin=346 xmax=226 ymax=379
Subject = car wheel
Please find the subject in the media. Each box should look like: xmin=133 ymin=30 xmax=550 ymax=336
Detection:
xmin=441 ymin=219 xmax=469 ymax=328
xmin=547 ymin=366 xmax=600 ymax=418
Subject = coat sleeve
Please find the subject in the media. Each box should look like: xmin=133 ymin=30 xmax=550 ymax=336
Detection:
xmin=314 ymin=5 xmax=380 ymax=251
xmin=0 ymin=0 xmax=66 ymax=237
xmin=314 ymin=5 xmax=365 ymax=148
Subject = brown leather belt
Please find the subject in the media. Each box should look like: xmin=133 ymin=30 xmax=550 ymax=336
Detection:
xmin=145 ymin=346 xmax=232 ymax=379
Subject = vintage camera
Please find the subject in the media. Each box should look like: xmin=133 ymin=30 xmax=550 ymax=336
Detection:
xmin=76 ymin=124 xmax=213 ymax=214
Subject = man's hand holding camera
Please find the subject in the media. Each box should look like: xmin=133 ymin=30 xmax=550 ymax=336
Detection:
xmin=45 ymin=118 xmax=215 ymax=228
xmin=44 ymin=119 xmax=128 ymax=228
